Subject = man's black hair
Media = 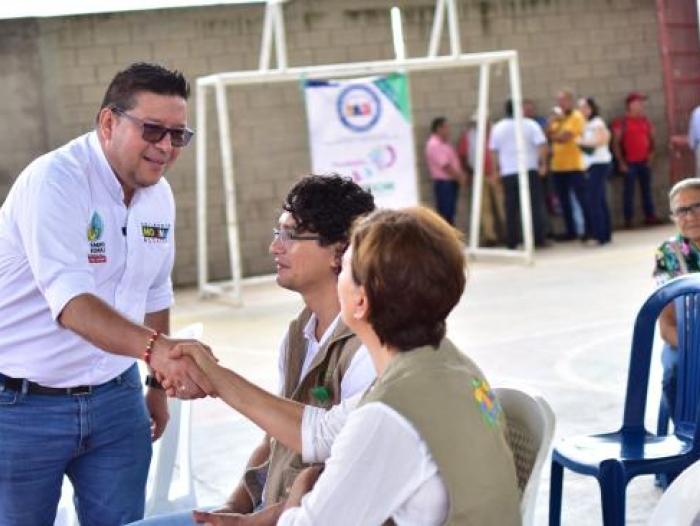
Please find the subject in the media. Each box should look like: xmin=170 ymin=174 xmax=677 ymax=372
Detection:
xmin=431 ymin=117 xmax=447 ymax=134
xmin=99 ymin=62 xmax=190 ymax=116
xmin=283 ymin=174 xmax=375 ymax=246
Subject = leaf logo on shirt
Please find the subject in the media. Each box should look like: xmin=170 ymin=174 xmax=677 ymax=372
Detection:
xmin=87 ymin=212 xmax=104 ymax=242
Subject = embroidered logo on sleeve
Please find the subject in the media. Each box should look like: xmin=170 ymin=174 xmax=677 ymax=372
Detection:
xmin=87 ymin=212 xmax=106 ymax=263
xmin=141 ymin=223 xmax=170 ymax=243
xmin=472 ymin=378 xmax=502 ymax=427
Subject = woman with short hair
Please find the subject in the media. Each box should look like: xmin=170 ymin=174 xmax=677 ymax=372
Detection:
xmin=177 ymin=207 xmax=521 ymax=526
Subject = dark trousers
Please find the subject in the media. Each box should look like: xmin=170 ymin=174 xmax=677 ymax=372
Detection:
xmin=623 ymin=161 xmax=656 ymax=221
xmin=502 ymin=171 xmax=546 ymax=248
xmin=552 ymin=170 xmax=588 ymax=238
xmin=433 ymin=180 xmax=459 ymax=225
xmin=585 ymin=163 xmax=612 ymax=244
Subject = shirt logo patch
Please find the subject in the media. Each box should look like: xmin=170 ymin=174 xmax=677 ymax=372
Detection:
xmin=141 ymin=223 xmax=170 ymax=243
xmin=472 ymin=378 xmax=502 ymax=427
xmin=87 ymin=212 xmax=106 ymax=264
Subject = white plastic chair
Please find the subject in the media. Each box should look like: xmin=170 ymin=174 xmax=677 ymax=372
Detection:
xmin=54 ymin=323 xmax=203 ymax=524
xmin=649 ymin=458 xmax=700 ymax=526
xmin=494 ymin=387 xmax=556 ymax=526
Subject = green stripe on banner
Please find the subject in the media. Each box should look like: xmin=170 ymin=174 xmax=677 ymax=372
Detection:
xmin=373 ymin=73 xmax=412 ymax=123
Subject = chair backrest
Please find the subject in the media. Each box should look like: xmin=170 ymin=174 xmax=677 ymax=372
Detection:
xmin=622 ymin=275 xmax=700 ymax=432
xmin=649 ymin=457 xmax=700 ymax=526
xmin=674 ymin=293 xmax=700 ymax=445
xmin=144 ymin=322 xmax=202 ymax=517
xmin=494 ymin=387 xmax=556 ymax=526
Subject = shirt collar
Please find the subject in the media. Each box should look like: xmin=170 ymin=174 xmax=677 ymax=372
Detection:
xmin=303 ymin=312 xmax=341 ymax=348
xmin=87 ymin=131 xmax=126 ymax=205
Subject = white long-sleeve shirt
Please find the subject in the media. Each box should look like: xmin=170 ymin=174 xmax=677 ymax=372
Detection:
xmin=277 ymin=395 xmax=449 ymax=526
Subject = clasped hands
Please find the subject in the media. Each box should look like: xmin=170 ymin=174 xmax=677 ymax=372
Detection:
xmin=148 ymin=335 xmax=219 ymax=400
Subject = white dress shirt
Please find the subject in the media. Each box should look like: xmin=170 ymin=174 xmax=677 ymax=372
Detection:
xmin=276 ymin=313 xmax=375 ymax=398
xmin=277 ymin=395 xmax=449 ymax=526
xmin=0 ymin=131 xmax=175 ymax=386
xmin=688 ymin=106 xmax=700 ymax=150
xmin=489 ymin=117 xmax=546 ymax=176
xmin=581 ymin=116 xmax=612 ymax=169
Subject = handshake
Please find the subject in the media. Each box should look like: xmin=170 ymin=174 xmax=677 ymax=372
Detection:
xmin=147 ymin=332 xmax=220 ymax=400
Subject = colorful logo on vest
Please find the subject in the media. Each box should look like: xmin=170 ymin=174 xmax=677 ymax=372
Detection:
xmin=337 ymin=85 xmax=382 ymax=132
xmin=472 ymin=378 xmax=502 ymax=427
xmin=87 ymin=211 xmax=106 ymax=263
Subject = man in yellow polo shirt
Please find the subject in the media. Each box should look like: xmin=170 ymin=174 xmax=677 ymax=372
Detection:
xmin=548 ymin=89 xmax=589 ymax=241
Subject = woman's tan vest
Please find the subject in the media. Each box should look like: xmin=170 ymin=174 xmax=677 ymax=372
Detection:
xmin=243 ymin=308 xmax=362 ymax=507
xmin=360 ymin=338 xmax=521 ymax=526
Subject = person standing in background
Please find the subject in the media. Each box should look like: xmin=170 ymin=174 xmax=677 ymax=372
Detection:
xmin=688 ymin=104 xmax=700 ymax=178
xmin=425 ymin=117 xmax=467 ymax=225
xmin=612 ymin=92 xmax=661 ymax=228
xmin=578 ymin=97 xmax=613 ymax=245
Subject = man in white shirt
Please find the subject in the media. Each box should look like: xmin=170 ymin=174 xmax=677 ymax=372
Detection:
xmin=489 ymin=99 xmax=549 ymax=249
xmin=131 ymin=175 xmax=377 ymax=526
xmin=688 ymin=105 xmax=700 ymax=178
xmin=0 ymin=63 xmax=213 ymax=526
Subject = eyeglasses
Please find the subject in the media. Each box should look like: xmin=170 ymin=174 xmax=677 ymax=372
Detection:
xmin=111 ymin=107 xmax=194 ymax=147
xmin=671 ymin=201 xmax=700 ymax=220
xmin=272 ymin=228 xmax=321 ymax=245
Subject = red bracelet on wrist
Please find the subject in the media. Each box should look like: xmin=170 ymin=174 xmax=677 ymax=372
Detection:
xmin=143 ymin=330 xmax=161 ymax=364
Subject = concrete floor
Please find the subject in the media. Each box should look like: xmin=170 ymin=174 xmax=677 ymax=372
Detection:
xmin=169 ymin=224 xmax=675 ymax=525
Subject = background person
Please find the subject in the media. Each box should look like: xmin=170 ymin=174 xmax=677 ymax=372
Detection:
xmin=457 ymin=112 xmax=505 ymax=246
xmin=547 ymin=89 xmax=590 ymax=241
xmin=425 ymin=116 xmax=467 ymax=225
xmin=0 ymin=62 xmax=213 ymax=526
xmin=688 ymin=104 xmax=700 ymax=178
xmin=489 ymin=99 xmax=549 ymax=249
xmin=578 ymin=97 xmax=613 ymax=245
xmin=168 ymin=207 xmax=521 ymax=526
xmin=612 ymin=91 xmax=661 ymax=228
xmin=653 ymin=178 xmax=700 ymax=421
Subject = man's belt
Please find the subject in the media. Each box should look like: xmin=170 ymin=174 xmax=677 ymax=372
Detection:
xmin=1 ymin=375 xmax=94 ymax=396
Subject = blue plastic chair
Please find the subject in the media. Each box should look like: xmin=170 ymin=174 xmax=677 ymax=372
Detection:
xmin=548 ymin=275 xmax=700 ymax=526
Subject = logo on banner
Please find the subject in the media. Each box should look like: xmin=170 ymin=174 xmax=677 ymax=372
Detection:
xmin=87 ymin=211 xmax=106 ymax=264
xmin=337 ymin=85 xmax=382 ymax=132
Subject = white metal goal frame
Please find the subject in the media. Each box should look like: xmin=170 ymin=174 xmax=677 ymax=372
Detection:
xmin=196 ymin=0 xmax=534 ymax=303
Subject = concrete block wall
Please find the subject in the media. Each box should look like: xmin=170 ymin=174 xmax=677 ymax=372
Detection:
xmin=0 ymin=0 xmax=668 ymax=283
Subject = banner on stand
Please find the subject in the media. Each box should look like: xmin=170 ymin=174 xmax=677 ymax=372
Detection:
xmin=304 ymin=73 xmax=418 ymax=209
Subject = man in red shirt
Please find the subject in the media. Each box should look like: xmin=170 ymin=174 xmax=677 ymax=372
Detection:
xmin=612 ymin=92 xmax=661 ymax=227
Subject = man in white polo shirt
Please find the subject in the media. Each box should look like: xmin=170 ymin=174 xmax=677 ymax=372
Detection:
xmin=489 ymin=99 xmax=549 ymax=249
xmin=0 ymin=63 xmax=213 ymax=526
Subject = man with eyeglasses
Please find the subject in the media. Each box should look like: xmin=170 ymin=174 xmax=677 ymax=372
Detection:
xmin=0 ymin=62 xmax=214 ymax=526
xmin=653 ymin=178 xmax=700 ymax=425
xmin=131 ymin=175 xmax=376 ymax=526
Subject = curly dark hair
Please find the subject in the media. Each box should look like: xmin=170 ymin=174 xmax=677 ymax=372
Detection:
xmin=283 ymin=174 xmax=375 ymax=247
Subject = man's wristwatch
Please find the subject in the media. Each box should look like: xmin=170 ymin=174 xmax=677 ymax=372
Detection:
xmin=145 ymin=375 xmax=164 ymax=390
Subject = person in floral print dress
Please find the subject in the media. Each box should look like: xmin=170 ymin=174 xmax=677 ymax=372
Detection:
xmin=653 ymin=178 xmax=700 ymax=418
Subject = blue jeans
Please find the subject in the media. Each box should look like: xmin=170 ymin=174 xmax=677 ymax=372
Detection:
xmin=433 ymin=180 xmax=459 ymax=225
xmin=0 ymin=364 xmax=152 ymax=526
xmin=585 ymin=163 xmax=612 ymax=243
xmin=623 ymin=161 xmax=656 ymax=221
xmin=551 ymin=171 xmax=589 ymax=238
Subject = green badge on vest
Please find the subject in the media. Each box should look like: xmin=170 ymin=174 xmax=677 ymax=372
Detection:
xmin=311 ymin=385 xmax=331 ymax=403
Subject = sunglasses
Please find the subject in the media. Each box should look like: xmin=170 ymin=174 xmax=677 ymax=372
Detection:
xmin=111 ymin=107 xmax=194 ymax=147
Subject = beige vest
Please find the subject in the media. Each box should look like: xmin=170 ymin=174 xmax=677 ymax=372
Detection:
xmin=243 ymin=308 xmax=362 ymax=507
xmin=360 ymin=338 xmax=521 ymax=526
